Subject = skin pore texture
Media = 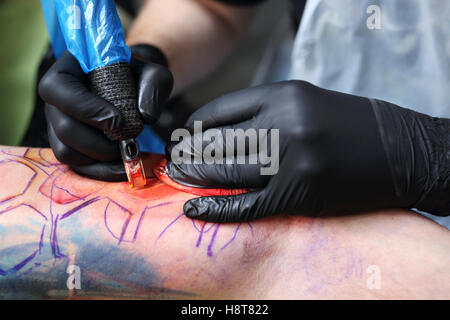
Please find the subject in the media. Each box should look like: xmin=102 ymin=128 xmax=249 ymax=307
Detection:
xmin=0 ymin=146 xmax=449 ymax=299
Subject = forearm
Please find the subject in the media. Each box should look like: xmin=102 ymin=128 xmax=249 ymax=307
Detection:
xmin=0 ymin=198 xmax=256 ymax=299
xmin=3 ymin=200 xmax=450 ymax=299
xmin=126 ymin=0 xmax=255 ymax=94
xmin=274 ymin=211 xmax=450 ymax=299
xmin=0 ymin=147 xmax=259 ymax=299
xmin=1 ymin=147 xmax=449 ymax=299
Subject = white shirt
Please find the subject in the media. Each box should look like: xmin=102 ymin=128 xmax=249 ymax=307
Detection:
xmin=289 ymin=0 xmax=450 ymax=118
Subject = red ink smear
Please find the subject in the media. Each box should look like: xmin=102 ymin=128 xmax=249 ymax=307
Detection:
xmin=153 ymin=158 xmax=248 ymax=197
xmin=119 ymin=177 xmax=180 ymax=201
xmin=40 ymin=170 xmax=106 ymax=204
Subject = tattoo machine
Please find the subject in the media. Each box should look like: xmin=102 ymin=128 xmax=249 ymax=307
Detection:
xmin=41 ymin=0 xmax=146 ymax=188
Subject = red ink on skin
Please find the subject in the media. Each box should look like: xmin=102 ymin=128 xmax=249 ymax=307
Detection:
xmin=153 ymin=158 xmax=248 ymax=197
xmin=0 ymin=149 xmax=252 ymax=267
xmin=40 ymin=170 xmax=106 ymax=204
xmin=119 ymin=154 xmax=181 ymax=201
xmin=119 ymin=177 xmax=183 ymax=202
xmin=121 ymin=155 xmax=247 ymax=201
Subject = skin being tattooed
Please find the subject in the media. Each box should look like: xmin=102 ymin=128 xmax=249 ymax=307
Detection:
xmin=0 ymin=146 xmax=449 ymax=299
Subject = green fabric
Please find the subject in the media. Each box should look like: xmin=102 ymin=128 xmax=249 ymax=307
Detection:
xmin=0 ymin=0 xmax=48 ymax=146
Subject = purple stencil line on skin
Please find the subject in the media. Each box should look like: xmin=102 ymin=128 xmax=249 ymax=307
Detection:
xmin=0 ymin=197 xmax=15 ymax=206
xmin=247 ymin=222 xmax=254 ymax=236
xmin=207 ymin=224 xmax=220 ymax=257
xmin=300 ymin=219 xmax=363 ymax=292
xmin=0 ymin=160 xmax=37 ymax=205
xmin=22 ymin=149 xmax=66 ymax=172
xmin=37 ymin=149 xmax=61 ymax=166
xmin=132 ymin=201 xmax=179 ymax=242
xmin=40 ymin=172 xmax=94 ymax=204
xmin=12 ymin=249 xmax=39 ymax=272
xmin=49 ymin=171 xmax=64 ymax=221
xmin=204 ymin=223 xmax=215 ymax=233
xmin=104 ymin=197 xmax=133 ymax=215
xmin=108 ymin=198 xmax=137 ymax=244
xmin=196 ymin=222 xmax=207 ymax=247
xmin=60 ymin=196 xmax=102 ymax=220
xmin=192 ymin=219 xmax=215 ymax=234
xmin=38 ymin=174 xmax=55 ymax=199
xmin=156 ymin=213 xmax=185 ymax=241
xmin=132 ymin=206 xmax=149 ymax=242
xmin=47 ymin=172 xmax=64 ymax=259
xmin=196 ymin=222 xmax=220 ymax=246
xmin=54 ymin=185 xmax=84 ymax=200
xmin=0 ymin=204 xmax=47 ymax=221
xmin=54 ymin=218 xmax=66 ymax=259
xmin=192 ymin=219 xmax=200 ymax=232
xmin=23 ymin=156 xmax=53 ymax=170
xmin=50 ymin=216 xmax=60 ymax=258
xmin=39 ymin=225 xmax=46 ymax=254
xmin=103 ymin=200 xmax=134 ymax=244
xmin=12 ymin=155 xmax=52 ymax=177
xmin=38 ymin=149 xmax=50 ymax=164
xmin=21 ymin=166 xmax=37 ymax=198
xmin=118 ymin=214 xmax=132 ymax=245
xmin=52 ymin=171 xmax=103 ymax=202
xmin=103 ymin=201 xmax=116 ymax=241
xmin=220 ymin=223 xmax=241 ymax=250
xmin=0 ymin=148 xmax=27 ymax=158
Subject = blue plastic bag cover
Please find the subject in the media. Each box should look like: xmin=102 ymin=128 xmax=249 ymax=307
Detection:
xmin=137 ymin=126 xmax=166 ymax=155
xmin=41 ymin=0 xmax=67 ymax=59
xmin=45 ymin=0 xmax=131 ymax=73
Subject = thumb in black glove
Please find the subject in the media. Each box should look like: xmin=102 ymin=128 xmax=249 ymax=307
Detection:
xmin=39 ymin=44 xmax=173 ymax=181
xmin=166 ymin=81 xmax=449 ymax=222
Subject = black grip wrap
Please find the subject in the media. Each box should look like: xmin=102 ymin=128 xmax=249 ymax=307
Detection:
xmin=89 ymin=63 xmax=144 ymax=141
xmin=372 ymin=99 xmax=450 ymax=216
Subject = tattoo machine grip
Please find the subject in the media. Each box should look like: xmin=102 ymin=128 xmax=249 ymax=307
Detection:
xmin=89 ymin=63 xmax=144 ymax=141
xmin=89 ymin=63 xmax=147 ymax=188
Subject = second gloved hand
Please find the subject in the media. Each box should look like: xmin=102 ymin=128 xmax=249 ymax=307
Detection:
xmin=39 ymin=44 xmax=173 ymax=181
xmin=166 ymin=81 xmax=449 ymax=222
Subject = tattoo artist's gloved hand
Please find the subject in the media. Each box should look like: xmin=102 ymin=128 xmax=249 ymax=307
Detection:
xmin=166 ymin=80 xmax=449 ymax=222
xmin=39 ymin=44 xmax=173 ymax=181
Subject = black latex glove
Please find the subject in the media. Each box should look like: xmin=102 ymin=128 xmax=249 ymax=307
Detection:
xmin=38 ymin=44 xmax=173 ymax=181
xmin=166 ymin=80 xmax=449 ymax=222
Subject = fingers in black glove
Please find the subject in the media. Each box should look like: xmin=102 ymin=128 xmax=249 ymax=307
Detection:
xmin=46 ymin=103 xmax=127 ymax=182
xmin=167 ymin=81 xmax=412 ymax=222
xmin=39 ymin=51 xmax=123 ymax=132
xmin=45 ymin=105 xmax=120 ymax=162
xmin=39 ymin=45 xmax=173 ymax=182
xmin=71 ymin=161 xmax=127 ymax=183
xmin=183 ymin=190 xmax=271 ymax=223
xmin=130 ymin=44 xmax=174 ymax=123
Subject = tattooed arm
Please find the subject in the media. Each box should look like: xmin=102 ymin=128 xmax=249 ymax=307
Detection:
xmin=0 ymin=147 xmax=449 ymax=299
